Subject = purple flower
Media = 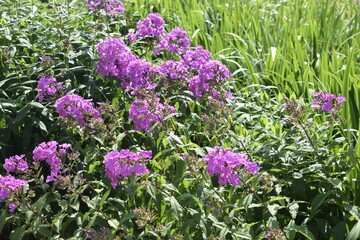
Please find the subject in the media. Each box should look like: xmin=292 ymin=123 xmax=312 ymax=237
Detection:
xmin=154 ymin=27 xmax=191 ymax=55
xmin=158 ymin=60 xmax=189 ymax=84
xmin=205 ymin=147 xmax=259 ymax=186
xmin=8 ymin=203 xmax=18 ymax=213
xmin=33 ymin=141 xmax=71 ymax=183
xmin=4 ymin=155 xmax=29 ymax=174
xmin=103 ymin=149 xmax=152 ymax=188
xmin=87 ymin=0 xmax=125 ymax=15
xmin=312 ymin=91 xmax=346 ymax=112
xmin=37 ymin=77 xmax=64 ymax=102
xmin=336 ymin=96 xmax=346 ymax=103
xmin=97 ymin=38 xmax=138 ymax=80
xmin=128 ymin=13 xmax=165 ymax=42
xmin=0 ymin=175 xmax=27 ymax=199
xmin=182 ymin=46 xmax=212 ymax=70
xmin=122 ymin=59 xmax=154 ymax=92
xmin=189 ymin=60 xmax=231 ymax=99
xmin=129 ymin=98 xmax=176 ymax=131
xmin=0 ymin=175 xmax=28 ymax=212
xmin=55 ymin=94 xmax=101 ymax=127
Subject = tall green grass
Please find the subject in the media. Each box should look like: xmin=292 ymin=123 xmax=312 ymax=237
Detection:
xmin=132 ymin=0 xmax=360 ymax=147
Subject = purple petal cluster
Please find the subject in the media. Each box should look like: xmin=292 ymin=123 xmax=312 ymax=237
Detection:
xmin=97 ymin=38 xmax=156 ymax=93
xmin=129 ymin=98 xmax=176 ymax=131
xmin=0 ymin=175 xmax=28 ymax=212
xmin=312 ymin=91 xmax=346 ymax=112
xmin=55 ymin=94 xmax=101 ymax=127
xmin=103 ymin=149 xmax=152 ymax=188
xmin=122 ymin=59 xmax=156 ymax=92
xmin=37 ymin=77 xmax=64 ymax=102
xmin=154 ymin=27 xmax=191 ymax=55
xmin=182 ymin=45 xmax=212 ymax=70
xmin=189 ymin=60 xmax=231 ymax=98
xmin=33 ymin=141 xmax=71 ymax=183
xmin=97 ymin=38 xmax=138 ymax=80
xmin=87 ymin=0 xmax=125 ymax=15
xmin=4 ymin=155 xmax=29 ymax=174
xmin=158 ymin=60 xmax=189 ymax=83
xmin=128 ymin=13 xmax=165 ymax=42
xmin=205 ymin=146 xmax=260 ymax=186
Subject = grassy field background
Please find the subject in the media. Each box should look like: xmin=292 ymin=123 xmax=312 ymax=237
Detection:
xmin=132 ymin=0 xmax=360 ymax=148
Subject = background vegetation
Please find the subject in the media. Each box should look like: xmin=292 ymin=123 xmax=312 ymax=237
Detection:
xmin=0 ymin=0 xmax=359 ymax=239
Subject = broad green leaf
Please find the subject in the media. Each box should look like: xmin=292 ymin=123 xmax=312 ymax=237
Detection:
xmin=310 ymin=192 xmax=331 ymax=218
xmin=288 ymin=225 xmax=316 ymax=240
xmin=346 ymin=221 xmax=360 ymax=240
xmin=108 ymin=219 xmax=119 ymax=229
xmin=10 ymin=225 xmax=26 ymax=240
xmin=168 ymin=196 xmax=183 ymax=221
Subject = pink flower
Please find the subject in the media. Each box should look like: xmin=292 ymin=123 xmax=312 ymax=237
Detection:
xmin=205 ymin=147 xmax=259 ymax=186
xmin=103 ymin=150 xmax=152 ymax=188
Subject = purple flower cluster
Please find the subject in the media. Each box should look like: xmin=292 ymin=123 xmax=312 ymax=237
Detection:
xmin=122 ymin=59 xmax=157 ymax=92
xmin=128 ymin=13 xmax=165 ymax=42
xmin=33 ymin=141 xmax=71 ymax=183
xmin=87 ymin=0 xmax=125 ymax=15
xmin=4 ymin=155 xmax=29 ymax=174
xmin=0 ymin=175 xmax=28 ymax=212
xmin=97 ymin=38 xmax=138 ymax=80
xmin=154 ymin=27 xmax=191 ymax=56
xmin=182 ymin=45 xmax=212 ymax=70
xmin=189 ymin=60 xmax=231 ymax=98
xmin=157 ymin=60 xmax=189 ymax=83
xmin=55 ymin=94 xmax=101 ymax=127
xmin=97 ymin=38 xmax=156 ymax=93
xmin=103 ymin=149 xmax=152 ymax=188
xmin=312 ymin=91 xmax=346 ymax=112
xmin=37 ymin=77 xmax=64 ymax=102
xmin=205 ymin=146 xmax=260 ymax=186
xmin=129 ymin=98 xmax=176 ymax=131
xmin=153 ymin=46 xmax=232 ymax=100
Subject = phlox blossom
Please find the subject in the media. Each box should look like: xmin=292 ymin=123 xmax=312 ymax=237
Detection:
xmin=103 ymin=149 xmax=152 ymax=188
xmin=33 ymin=141 xmax=71 ymax=183
xmin=87 ymin=0 xmax=125 ymax=16
xmin=154 ymin=27 xmax=190 ymax=55
xmin=0 ymin=175 xmax=28 ymax=212
xmin=312 ymin=91 xmax=346 ymax=112
xmin=128 ymin=13 xmax=164 ymax=42
xmin=205 ymin=146 xmax=259 ymax=186
xmin=4 ymin=154 xmax=29 ymax=174
xmin=37 ymin=77 xmax=64 ymax=102
xmin=129 ymin=98 xmax=176 ymax=131
xmin=55 ymin=94 xmax=101 ymax=127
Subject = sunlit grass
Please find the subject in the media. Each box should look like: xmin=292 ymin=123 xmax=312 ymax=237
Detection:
xmin=133 ymin=0 xmax=360 ymax=146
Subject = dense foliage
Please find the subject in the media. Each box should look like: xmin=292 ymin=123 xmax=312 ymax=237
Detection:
xmin=0 ymin=0 xmax=359 ymax=239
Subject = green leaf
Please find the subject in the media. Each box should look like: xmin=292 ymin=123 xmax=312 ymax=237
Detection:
xmin=288 ymin=225 xmax=316 ymax=240
xmin=10 ymin=225 xmax=26 ymax=240
xmin=289 ymin=202 xmax=299 ymax=219
xmin=343 ymin=204 xmax=360 ymax=221
xmin=108 ymin=219 xmax=119 ymax=229
xmin=34 ymin=193 xmax=48 ymax=212
xmin=331 ymin=221 xmax=346 ymax=240
xmin=346 ymin=221 xmax=360 ymax=240
xmin=268 ymin=204 xmax=284 ymax=216
xmin=310 ymin=192 xmax=331 ymax=218
xmin=168 ymin=196 xmax=183 ymax=221
xmin=88 ymin=161 xmax=101 ymax=174
xmin=99 ymin=189 xmax=110 ymax=211
xmin=0 ymin=210 xmax=6 ymax=233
